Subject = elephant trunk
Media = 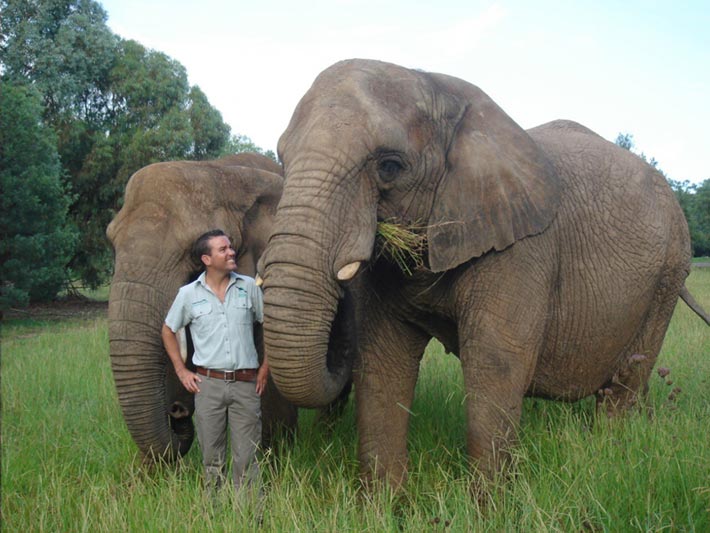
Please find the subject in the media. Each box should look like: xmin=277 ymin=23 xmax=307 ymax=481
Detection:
xmin=263 ymin=254 xmax=355 ymax=407
xmin=108 ymin=273 xmax=194 ymax=460
xmin=263 ymin=160 xmax=371 ymax=406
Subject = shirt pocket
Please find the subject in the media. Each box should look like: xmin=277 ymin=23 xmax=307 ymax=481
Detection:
xmin=191 ymin=300 xmax=213 ymax=322
xmin=231 ymin=289 xmax=253 ymax=324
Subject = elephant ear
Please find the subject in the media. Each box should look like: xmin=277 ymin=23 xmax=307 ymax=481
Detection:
xmin=215 ymin=165 xmax=284 ymax=274
xmin=427 ymin=84 xmax=560 ymax=272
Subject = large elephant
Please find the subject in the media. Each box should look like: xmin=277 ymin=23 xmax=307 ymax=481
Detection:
xmin=259 ymin=59 xmax=708 ymax=488
xmin=107 ymin=153 xmax=298 ymax=461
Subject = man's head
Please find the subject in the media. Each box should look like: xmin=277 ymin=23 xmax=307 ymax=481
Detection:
xmin=192 ymin=229 xmax=236 ymax=272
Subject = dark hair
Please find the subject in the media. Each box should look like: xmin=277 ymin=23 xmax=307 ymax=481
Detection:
xmin=191 ymin=229 xmax=228 ymax=267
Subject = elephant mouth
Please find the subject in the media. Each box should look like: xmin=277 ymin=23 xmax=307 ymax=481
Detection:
xmin=374 ymin=219 xmax=430 ymax=276
xmin=325 ymin=287 xmax=357 ymax=376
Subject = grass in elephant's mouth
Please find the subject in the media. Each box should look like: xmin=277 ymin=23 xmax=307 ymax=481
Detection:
xmin=375 ymin=220 xmax=428 ymax=275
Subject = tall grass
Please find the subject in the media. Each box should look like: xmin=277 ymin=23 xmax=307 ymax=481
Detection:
xmin=2 ymin=270 xmax=709 ymax=531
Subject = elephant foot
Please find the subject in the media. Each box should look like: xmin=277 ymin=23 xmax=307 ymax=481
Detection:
xmin=469 ymin=474 xmax=504 ymax=511
xmin=261 ymin=418 xmax=297 ymax=453
xmin=358 ymin=455 xmax=409 ymax=494
xmin=595 ymin=353 xmax=656 ymax=417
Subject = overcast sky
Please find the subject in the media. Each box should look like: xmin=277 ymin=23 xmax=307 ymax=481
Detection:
xmin=99 ymin=0 xmax=709 ymax=184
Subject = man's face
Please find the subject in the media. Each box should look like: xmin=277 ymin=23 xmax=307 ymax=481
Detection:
xmin=203 ymin=235 xmax=237 ymax=273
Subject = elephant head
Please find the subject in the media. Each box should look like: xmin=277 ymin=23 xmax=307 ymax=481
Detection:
xmin=260 ymin=59 xmax=560 ymax=407
xmin=107 ymin=153 xmax=283 ymax=460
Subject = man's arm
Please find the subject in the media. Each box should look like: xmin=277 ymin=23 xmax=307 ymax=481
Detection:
xmin=162 ymin=323 xmax=201 ymax=393
xmin=256 ymin=354 xmax=269 ymax=396
xmin=254 ymin=322 xmax=268 ymax=396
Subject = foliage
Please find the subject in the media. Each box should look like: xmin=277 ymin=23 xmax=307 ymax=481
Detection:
xmin=2 ymin=270 xmax=709 ymax=530
xmin=0 ymin=0 xmax=118 ymax=121
xmin=615 ymin=132 xmax=709 ymax=256
xmin=0 ymin=80 xmax=78 ymax=309
xmin=190 ymin=86 xmax=232 ymax=159
xmin=614 ymin=132 xmax=660 ymax=169
xmin=669 ymin=179 xmax=710 ymax=257
xmin=614 ymin=132 xmax=634 ymax=151
xmin=0 ymin=0 xmax=267 ymax=297
xmin=693 ymin=182 xmax=710 ymax=254
xmin=223 ymin=133 xmax=278 ymax=162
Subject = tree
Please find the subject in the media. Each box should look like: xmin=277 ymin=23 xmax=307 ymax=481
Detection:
xmin=223 ymin=134 xmax=277 ymax=162
xmin=614 ymin=132 xmax=659 ymax=169
xmin=2 ymin=0 xmax=268 ymax=295
xmin=64 ymin=39 xmax=232 ymax=287
xmin=667 ymin=179 xmax=710 ymax=257
xmin=691 ymin=179 xmax=710 ymax=256
xmin=0 ymin=0 xmax=118 ymax=123
xmin=0 ymin=80 xmax=78 ymax=309
xmin=190 ymin=86 xmax=231 ymax=159
xmin=614 ymin=132 xmax=634 ymax=151
xmin=2 ymin=0 xmax=120 ymax=290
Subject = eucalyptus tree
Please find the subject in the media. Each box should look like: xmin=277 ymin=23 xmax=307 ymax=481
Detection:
xmin=0 ymin=81 xmax=78 ymax=309
xmin=1 ymin=0 xmax=234 ymax=291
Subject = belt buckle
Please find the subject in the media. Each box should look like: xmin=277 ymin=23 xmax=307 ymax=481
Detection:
xmin=223 ymin=370 xmax=236 ymax=382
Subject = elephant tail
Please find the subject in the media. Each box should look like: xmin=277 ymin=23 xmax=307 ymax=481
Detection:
xmin=679 ymin=285 xmax=710 ymax=326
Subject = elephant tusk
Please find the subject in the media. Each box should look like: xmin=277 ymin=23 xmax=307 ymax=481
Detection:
xmin=336 ymin=261 xmax=361 ymax=281
xmin=255 ymin=274 xmax=263 ymax=287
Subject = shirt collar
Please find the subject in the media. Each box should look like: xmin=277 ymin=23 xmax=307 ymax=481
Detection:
xmin=196 ymin=271 xmax=240 ymax=293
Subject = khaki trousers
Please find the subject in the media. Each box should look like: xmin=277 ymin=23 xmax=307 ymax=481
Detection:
xmin=194 ymin=375 xmax=261 ymax=492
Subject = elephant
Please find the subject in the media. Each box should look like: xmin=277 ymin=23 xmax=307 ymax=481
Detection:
xmin=107 ymin=152 xmax=299 ymax=461
xmin=259 ymin=59 xmax=709 ymax=489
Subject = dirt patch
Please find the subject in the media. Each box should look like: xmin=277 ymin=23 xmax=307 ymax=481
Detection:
xmin=4 ymin=297 xmax=108 ymax=322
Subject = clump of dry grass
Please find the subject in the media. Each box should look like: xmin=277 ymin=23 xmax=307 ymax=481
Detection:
xmin=376 ymin=220 xmax=427 ymax=275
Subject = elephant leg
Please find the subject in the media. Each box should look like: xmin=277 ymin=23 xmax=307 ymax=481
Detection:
xmin=596 ymin=278 xmax=682 ymax=416
xmin=460 ymin=344 xmax=531 ymax=479
xmin=355 ymin=309 xmax=430 ymax=490
xmin=459 ymin=274 xmax=550 ymax=479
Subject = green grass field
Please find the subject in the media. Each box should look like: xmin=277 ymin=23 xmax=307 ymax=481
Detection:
xmin=2 ymin=269 xmax=709 ymax=531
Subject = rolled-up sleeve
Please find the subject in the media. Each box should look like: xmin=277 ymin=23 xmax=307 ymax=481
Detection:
xmin=165 ymin=287 xmax=190 ymax=332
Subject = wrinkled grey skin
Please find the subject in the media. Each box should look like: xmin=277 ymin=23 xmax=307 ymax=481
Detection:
xmin=107 ymin=153 xmax=296 ymax=460
xmin=260 ymin=59 xmax=698 ymax=488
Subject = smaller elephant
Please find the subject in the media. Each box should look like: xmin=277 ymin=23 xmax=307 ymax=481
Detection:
xmin=107 ymin=153 xmax=299 ymax=460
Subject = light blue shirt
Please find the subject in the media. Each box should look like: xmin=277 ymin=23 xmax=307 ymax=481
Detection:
xmin=165 ymin=271 xmax=263 ymax=370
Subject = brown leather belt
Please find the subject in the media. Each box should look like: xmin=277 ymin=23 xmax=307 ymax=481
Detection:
xmin=195 ymin=366 xmax=257 ymax=382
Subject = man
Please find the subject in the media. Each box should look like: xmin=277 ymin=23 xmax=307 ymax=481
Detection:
xmin=161 ymin=229 xmax=268 ymax=492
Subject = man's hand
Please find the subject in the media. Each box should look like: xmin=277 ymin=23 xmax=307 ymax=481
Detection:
xmin=177 ymin=367 xmax=202 ymax=394
xmin=256 ymin=364 xmax=269 ymax=396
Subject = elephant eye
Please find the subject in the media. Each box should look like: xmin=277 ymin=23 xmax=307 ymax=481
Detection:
xmin=377 ymin=159 xmax=404 ymax=183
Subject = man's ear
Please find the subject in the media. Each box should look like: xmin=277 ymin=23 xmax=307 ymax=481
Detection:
xmin=201 ymin=254 xmax=212 ymax=267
